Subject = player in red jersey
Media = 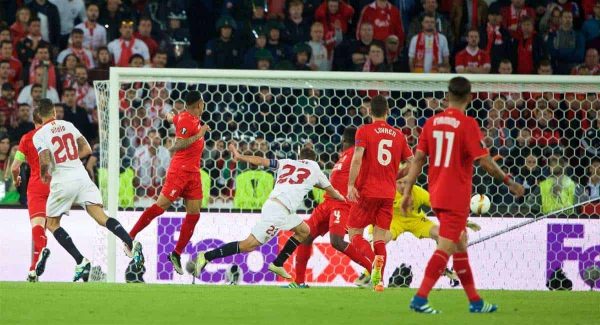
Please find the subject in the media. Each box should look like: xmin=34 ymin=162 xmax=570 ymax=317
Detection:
xmin=288 ymin=127 xmax=373 ymax=288
xmin=347 ymin=95 xmax=413 ymax=292
xmin=403 ymin=77 xmax=524 ymax=314
xmin=128 ymin=91 xmax=210 ymax=274
xmin=11 ymin=110 xmax=51 ymax=282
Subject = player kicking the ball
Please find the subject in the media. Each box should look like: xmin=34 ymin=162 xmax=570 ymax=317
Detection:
xmin=346 ymin=95 xmax=414 ymax=292
xmin=355 ymin=180 xmax=481 ymax=288
xmin=33 ymin=99 xmax=144 ymax=282
xmin=288 ymin=127 xmax=374 ymax=288
xmin=191 ymin=144 xmax=346 ymax=280
xmin=402 ymin=77 xmax=524 ymax=314
xmin=128 ymin=91 xmax=210 ymax=275
xmin=11 ymin=110 xmax=51 ymax=282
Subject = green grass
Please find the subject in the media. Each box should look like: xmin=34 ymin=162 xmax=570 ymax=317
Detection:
xmin=1 ymin=282 xmax=598 ymax=325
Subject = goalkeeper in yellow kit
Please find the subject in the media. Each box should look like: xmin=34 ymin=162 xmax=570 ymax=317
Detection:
xmin=354 ymin=179 xmax=481 ymax=287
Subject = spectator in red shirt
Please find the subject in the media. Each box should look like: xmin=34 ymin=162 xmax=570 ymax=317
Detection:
xmin=510 ymin=17 xmax=547 ymax=74
xmin=135 ymin=16 xmax=159 ymax=59
xmin=28 ymin=45 xmax=57 ymax=89
xmin=315 ymin=0 xmax=355 ymax=35
xmin=16 ymin=17 xmax=50 ymax=70
xmin=479 ymin=7 xmax=511 ymax=72
xmin=0 ymin=61 xmax=12 ymax=90
xmin=10 ymin=7 xmax=31 ymax=47
xmin=455 ymin=29 xmax=491 ymax=73
xmin=0 ymin=41 xmax=22 ymax=91
xmin=571 ymin=48 xmax=600 ymax=75
xmin=357 ymin=0 xmax=404 ymax=44
xmin=500 ymin=0 xmax=536 ymax=38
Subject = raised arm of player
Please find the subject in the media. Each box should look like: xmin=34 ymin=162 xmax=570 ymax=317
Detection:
xmin=76 ymin=136 xmax=92 ymax=159
xmin=401 ymin=150 xmax=426 ymax=214
xmin=227 ymin=143 xmax=271 ymax=167
xmin=478 ymin=155 xmax=525 ymax=197
xmin=169 ymin=124 xmax=210 ymax=154
xmin=347 ymin=146 xmax=364 ymax=203
xmin=38 ymin=149 xmax=52 ymax=184
xmin=10 ymin=152 xmax=25 ymax=187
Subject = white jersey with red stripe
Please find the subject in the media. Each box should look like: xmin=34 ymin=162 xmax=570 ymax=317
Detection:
xmin=32 ymin=119 xmax=89 ymax=183
xmin=269 ymin=159 xmax=331 ymax=212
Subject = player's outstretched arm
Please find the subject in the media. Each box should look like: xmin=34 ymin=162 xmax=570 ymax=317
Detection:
xmin=401 ymin=150 xmax=426 ymax=214
xmin=169 ymin=124 xmax=210 ymax=153
xmin=76 ymin=136 xmax=92 ymax=159
xmin=38 ymin=150 xmax=52 ymax=184
xmin=478 ymin=155 xmax=525 ymax=197
xmin=228 ymin=143 xmax=270 ymax=167
xmin=10 ymin=152 xmax=25 ymax=187
xmin=347 ymin=146 xmax=365 ymax=203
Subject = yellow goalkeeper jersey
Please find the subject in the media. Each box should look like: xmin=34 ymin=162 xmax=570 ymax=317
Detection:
xmin=392 ymin=185 xmax=430 ymax=220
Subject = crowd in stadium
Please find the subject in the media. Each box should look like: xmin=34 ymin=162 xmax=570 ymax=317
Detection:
xmin=0 ymin=0 xmax=598 ymax=213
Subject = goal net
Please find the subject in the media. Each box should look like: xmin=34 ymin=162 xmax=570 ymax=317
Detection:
xmin=94 ymin=69 xmax=599 ymax=290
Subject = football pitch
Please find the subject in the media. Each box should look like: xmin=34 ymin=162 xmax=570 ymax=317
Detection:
xmin=1 ymin=282 xmax=598 ymax=325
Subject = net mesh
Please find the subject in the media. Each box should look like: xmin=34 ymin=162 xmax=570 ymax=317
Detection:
xmin=94 ymin=74 xmax=599 ymax=289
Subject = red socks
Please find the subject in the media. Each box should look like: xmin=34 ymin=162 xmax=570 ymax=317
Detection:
xmin=129 ymin=204 xmax=165 ymax=239
xmin=453 ymin=252 xmax=481 ymax=302
xmin=343 ymin=242 xmax=373 ymax=271
xmin=373 ymin=240 xmax=387 ymax=277
xmin=294 ymin=244 xmax=312 ymax=284
xmin=30 ymin=225 xmax=47 ymax=271
xmin=174 ymin=213 xmax=200 ymax=255
xmin=350 ymin=235 xmax=374 ymax=266
xmin=416 ymin=250 xmax=449 ymax=299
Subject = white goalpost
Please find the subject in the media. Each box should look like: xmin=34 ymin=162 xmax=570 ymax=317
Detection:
xmin=95 ymin=69 xmax=599 ymax=286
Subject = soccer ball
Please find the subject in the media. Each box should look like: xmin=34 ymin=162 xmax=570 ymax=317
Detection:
xmin=470 ymin=194 xmax=491 ymax=215
xmin=225 ymin=264 xmax=242 ymax=285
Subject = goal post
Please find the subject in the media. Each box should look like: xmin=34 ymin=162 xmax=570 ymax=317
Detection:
xmin=95 ymin=69 xmax=599 ymax=287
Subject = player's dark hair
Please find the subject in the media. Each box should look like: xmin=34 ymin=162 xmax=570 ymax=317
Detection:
xmin=37 ymin=98 xmax=55 ymax=117
xmin=448 ymin=76 xmax=471 ymax=103
xmin=32 ymin=109 xmax=43 ymax=124
xmin=370 ymin=95 xmax=388 ymax=118
xmin=343 ymin=127 xmax=357 ymax=145
xmin=299 ymin=147 xmax=317 ymax=161
xmin=185 ymin=91 xmax=203 ymax=106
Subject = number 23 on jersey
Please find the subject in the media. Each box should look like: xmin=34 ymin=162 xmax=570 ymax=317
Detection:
xmin=277 ymin=164 xmax=312 ymax=184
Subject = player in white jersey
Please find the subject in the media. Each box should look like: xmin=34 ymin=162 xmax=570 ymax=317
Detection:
xmin=32 ymin=99 xmax=144 ymax=282
xmin=190 ymin=144 xmax=346 ymax=279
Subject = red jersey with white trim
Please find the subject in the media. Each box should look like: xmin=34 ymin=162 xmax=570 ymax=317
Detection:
xmin=417 ymin=108 xmax=489 ymax=212
xmin=454 ymin=48 xmax=491 ymax=70
xmin=18 ymin=129 xmax=50 ymax=195
xmin=325 ymin=146 xmax=355 ymax=200
xmin=355 ymin=120 xmax=413 ymax=199
xmin=168 ymin=111 xmax=205 ymax=173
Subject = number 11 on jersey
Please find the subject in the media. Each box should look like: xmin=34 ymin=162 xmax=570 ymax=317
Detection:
xmin=432 ymin=131 xmax=455 ymax=168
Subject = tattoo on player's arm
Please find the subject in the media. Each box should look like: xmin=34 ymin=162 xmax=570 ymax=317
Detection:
xmin=39 ymin=150 xmax=52 ymax=176
xmin=169 ymin=134 xmax=200 ymax=153
xmin=77 ymin=137 xmax=92 ymax=159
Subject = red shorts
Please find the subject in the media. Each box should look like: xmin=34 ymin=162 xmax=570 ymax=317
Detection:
xmin=434 ymin=208 xmax=468 ymax=243
xmin=27 ymin=191 xmax=49 ymax=219
xmin=306 ymin=200 xmax=350 ymax=238
xmin=161 ymin=171 xmax=203 ymax=201
xmin=347 ymin=197 xmax=394 ymax=230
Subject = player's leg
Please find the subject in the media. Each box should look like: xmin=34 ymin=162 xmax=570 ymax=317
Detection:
xmin=346 ymin=199 xmax=375 ymax=267
xmin=410 ymin=211 xmax=460 ymax=314
xmin=269 ymin=221 xmax=309 ymax=278
xmin=29 ymin=217 xmax=50 ymax=277
xmin=85 ymin=204 xmax=143 ymax=263
xmin=193 ymin=234 xmax=262 ymax=277
xmin=291 ymin=235 xmax=314 ymax=287
xmin=129 ymin=194 xmax=172 ymax=239
xmin=329 ymin=206 xmax=373 ymax=272
xmin=169 ymin=198 xmax=201 ymax=275
xmin=46 ymin=215 xmax=91 ymax=281
xmin=371 ymin=198 xmax=394 ymax=291
xmin=454 ymin=233 xmax=497 ymax=313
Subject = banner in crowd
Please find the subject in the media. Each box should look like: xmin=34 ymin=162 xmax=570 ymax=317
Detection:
xmin=1 ymin=209 xmax=598 ymax=290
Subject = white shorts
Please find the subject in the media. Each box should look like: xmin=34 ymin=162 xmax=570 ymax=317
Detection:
xmin=251 ymin=200 xmax=303 ymax=244
xmin=47 ymin=178 xmax=103 ymax=218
